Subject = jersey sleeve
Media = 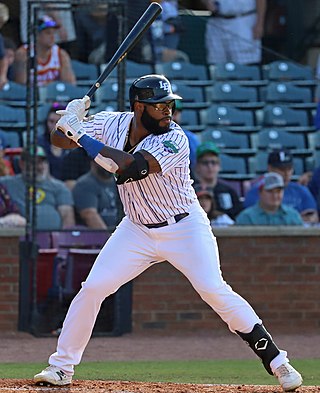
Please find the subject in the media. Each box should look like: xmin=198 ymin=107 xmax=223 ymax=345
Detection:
xmin=82 ymin=111 xmax=132 ymax=148
xmin=143 ymin=130 xmax=190 ymax=175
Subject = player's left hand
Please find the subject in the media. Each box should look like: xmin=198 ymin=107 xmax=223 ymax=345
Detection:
xmin=56 ymin=113 xmax=87 ymax=143
xmin=56 ymin=95 xmax=91 ymax=121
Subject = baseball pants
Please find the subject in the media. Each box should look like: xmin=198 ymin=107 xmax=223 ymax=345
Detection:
xmin=49 ymin=201 xmax=288 ymax=374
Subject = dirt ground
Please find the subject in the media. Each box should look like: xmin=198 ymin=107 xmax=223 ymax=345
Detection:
xmin=0 ymin=332 xmax=319 ymax=392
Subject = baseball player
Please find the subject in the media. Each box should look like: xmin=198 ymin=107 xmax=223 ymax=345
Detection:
xmin=34 ymin=74 xmax=302 ymax=391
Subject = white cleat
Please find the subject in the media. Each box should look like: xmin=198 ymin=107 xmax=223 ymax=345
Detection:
xmin=34 ymin=365 xmax=72 ymax=386
xmin=274 ymin=363 xmax=303 ymax=392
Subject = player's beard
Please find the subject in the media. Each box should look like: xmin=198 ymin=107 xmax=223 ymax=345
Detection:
xmin=141 ymin=107 xmax=171 ymax=135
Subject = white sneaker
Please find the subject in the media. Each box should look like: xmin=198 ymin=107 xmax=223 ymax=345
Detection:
xmin=274 ymin=363 xmax=303 ymax=392
xmin=34 ymin=365 xmax=72 ymax=386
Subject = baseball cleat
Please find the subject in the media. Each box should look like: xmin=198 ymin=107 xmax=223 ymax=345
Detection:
xmin=274 ymin=363 xmax=303 ymax=392
xmin=34 ymin=365 xmax=72 ymax=386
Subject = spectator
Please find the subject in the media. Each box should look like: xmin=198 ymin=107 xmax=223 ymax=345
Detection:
xmin=195 ymin=184 xmax=234 ymax=226
xmin=161 ymin=0 xmax=184 ymax=50
xmin=194 ymin=141 xmax=243 ymax=220
xmin=0 ymin=131 xmax=15 ymax=176
xmin=0 ymin=145 xmax=75 ymax=230
xmin=38 ymin=102 xmax=69 ymax=180
xmin=73 ymin=4 xmax=116 ymax=65
xmin=72 ymin=160 xmax=123 ymax=229
xmin=13 ymin=15 xmax=76 ymax=86
xmin=236 ymin=172 xmax=303 ymax=226
xmin=0 ymin=183 xmax=26 ymax=227
xmin=304 ymin=166 xmax=320 ymax=216
xmin=201 ymin=0 xmax=266 ymax=65
xmin=244 ymin=148 xmax=319 ymax=225
xmin=3 ymin=36 xmax=17 ymax=82
xmin=0 ymin=3 xmax=9 ymax=89
xmin=60 ymin=148 xmax=91 ymax=191
xmin=172 ymin=99 xmax=199 ymax=177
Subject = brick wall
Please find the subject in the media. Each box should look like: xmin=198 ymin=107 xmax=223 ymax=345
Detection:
xmin=132 ymin=227 xmax=320 ymax=334
xmin=0 ymin=227 xmax=319 ymax=334
xmin=0 ymin=229 xmax=24 ymax=331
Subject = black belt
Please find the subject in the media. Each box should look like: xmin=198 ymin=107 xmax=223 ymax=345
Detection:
xmin=144 ymin=213 xmax=189 ymax=229
xmin=212 ymin=10 xmax=256 ymax=19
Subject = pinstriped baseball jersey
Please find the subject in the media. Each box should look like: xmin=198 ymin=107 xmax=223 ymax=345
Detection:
xmin=82 ymin=111 xmax=197 ymax=225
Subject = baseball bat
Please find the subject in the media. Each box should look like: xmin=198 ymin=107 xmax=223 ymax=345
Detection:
xmin=85 ymin=2 xmax=162 ymax=99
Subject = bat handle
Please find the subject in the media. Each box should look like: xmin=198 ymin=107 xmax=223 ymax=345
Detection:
xmin=86 ymin=82 xmax=101 ymax=99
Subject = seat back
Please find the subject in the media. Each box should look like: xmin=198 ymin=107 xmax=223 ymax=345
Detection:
xmin=157 ymin=61 xmax=209 ymax=81
xmin=210 ymin=62 xmax=261 ymax=81
xmin=263 ymin=82 xmax=312 ymax=104
xmin=263 ymin=61 xmax=314 ymax=81
xmin=209 ymin=82 xmax=259 ymax=103
xmin=202 ymin=104 xmax=254 ymax=127
xmin=263 ymin=105 xmax=309 ymax=127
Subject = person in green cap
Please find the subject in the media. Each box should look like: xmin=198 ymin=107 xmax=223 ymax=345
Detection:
xmin=194 ymin=141 xmax=243 ymax=220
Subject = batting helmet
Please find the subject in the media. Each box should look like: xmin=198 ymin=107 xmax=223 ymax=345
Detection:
xmin=129 ymin=74 xmax=182 ymax=110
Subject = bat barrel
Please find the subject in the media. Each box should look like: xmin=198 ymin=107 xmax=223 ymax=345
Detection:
xmin=85 ymin=2 xmax=162 ymax=99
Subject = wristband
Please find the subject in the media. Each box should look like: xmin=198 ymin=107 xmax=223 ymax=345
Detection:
xmin=79 ymin=134 xmax=105 ymax=158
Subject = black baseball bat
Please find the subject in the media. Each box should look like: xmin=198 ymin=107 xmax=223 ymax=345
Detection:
xmin=85 ymin=2 xmax=162 ymax=99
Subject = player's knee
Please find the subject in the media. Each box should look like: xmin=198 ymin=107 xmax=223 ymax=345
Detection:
xmin=197 ymin=282 xmax=234 ymax=309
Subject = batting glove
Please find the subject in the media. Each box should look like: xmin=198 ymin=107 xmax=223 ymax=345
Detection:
xmin=56 ymin=114 xmax=87 ymax=143
xmin=56 ymin=95 xmax=91 ymax=121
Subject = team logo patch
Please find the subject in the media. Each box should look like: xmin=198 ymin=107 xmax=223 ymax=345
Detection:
xmin=163 ymin=140 xmax=179 ymax=153
xmin=159 ymin=81 xmax=171 ymax=93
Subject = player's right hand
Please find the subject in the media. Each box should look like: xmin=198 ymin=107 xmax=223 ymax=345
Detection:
xmin=56 ymin=113 xmax=87 ymax=143
xmin=56 ymin=95 xmax=91 ymax=121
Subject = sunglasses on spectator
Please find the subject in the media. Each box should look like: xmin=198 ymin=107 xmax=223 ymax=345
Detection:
xmin=199 ymin=159 xmax=220 ymax=166
xmin=145 ymin=101 xmax=175 ymax=111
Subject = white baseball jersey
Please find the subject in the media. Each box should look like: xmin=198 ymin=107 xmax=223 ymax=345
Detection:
xmin=82 ymin=111 xmax=197 ymax=225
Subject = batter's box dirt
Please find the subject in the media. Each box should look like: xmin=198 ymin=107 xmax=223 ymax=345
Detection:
xmin=0 ymin=380 xmax=319 ymax=393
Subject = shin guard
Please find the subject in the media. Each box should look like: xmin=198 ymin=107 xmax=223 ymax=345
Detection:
xmin=236 ymin=324 xmax=280 ymax=375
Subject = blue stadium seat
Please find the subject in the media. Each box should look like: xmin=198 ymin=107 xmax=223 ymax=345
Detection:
xmin=171 ymin=82 xmax=207 ymax=108
xmin=262 ymin=61 xmax=314 ymax=81
xmin=200 ymin=104 xmax=259 ymax=133
xmin=262 ymin=105 xmax=314 ymax=131
xmin=71 ymin=60 xmax=99 ymax=85
xmin=208 ymin=82 xmax=263 ymax=109
xmin=253 ymin=128 xmax=309 ymax=154
xmin=201 ymin=128 xmax=255 ymax=156
xmin=39 ymin=81 xmax=88 ymax=103
xmin=261 ymin=82 xmax=314 ymax=109
xmin=156 ymin=61 xmax=209 ymax=84
xmin=0 ymin=82 xmax=27 ymax=107
xmin=209 ymin=62 xmax=261 ymax=82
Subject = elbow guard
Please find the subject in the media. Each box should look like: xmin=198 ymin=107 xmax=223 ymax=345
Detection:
xmin=116 ymin=152 xmax=149 ymax=185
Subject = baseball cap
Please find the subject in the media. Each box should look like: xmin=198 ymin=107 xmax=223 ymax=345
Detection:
xmin=21 ymin=145 xmax=47 ymax=160
xmin=38 ymin=15 xmax=60 ymax=32
xmin=268 ymin=148 xmax=293 ymax=168
xmin=259 ymin=172 xmax=284 ymax=191
xmin=196 ymin=141 xmax=220 ymax=159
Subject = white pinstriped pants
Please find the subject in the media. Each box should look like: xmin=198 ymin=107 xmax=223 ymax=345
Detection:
xmin=49 ymin=201 xmax=288 ymax=375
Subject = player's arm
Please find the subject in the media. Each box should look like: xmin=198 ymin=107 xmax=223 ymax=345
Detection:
xmin=56 ymin=113 xmax=161 ymax=183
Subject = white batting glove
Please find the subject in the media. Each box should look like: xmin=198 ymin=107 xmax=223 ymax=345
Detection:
xmin=56 ymin=114 xmax=87 ymax=143
xmin=56 ymin=95 xmax=91 ymax=121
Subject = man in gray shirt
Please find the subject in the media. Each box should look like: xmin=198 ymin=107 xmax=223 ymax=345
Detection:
xmin=0 ymin=146 xmax=75 ymax=230
xmin=72 ymin=160 xmax=123 ymax=229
